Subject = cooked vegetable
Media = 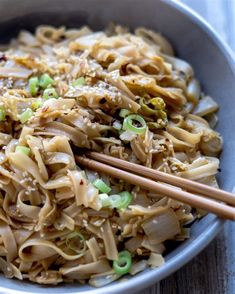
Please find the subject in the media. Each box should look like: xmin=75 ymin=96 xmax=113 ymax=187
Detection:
xmin=119 ymin=109 xmax=131 ymax=118
xmin=72 ymin=77 xmax=85 ymax=87
xmin=32 ymin=100 xmax=43 ymax=110
xmin=29 ymin=77 xmax=39 ymax=96
xmin=113 ymin=120 xmax=122 ymax=130
xmin=100 ymin=191 xmax=133 ymax=210
xmin=19 ymin=108 xmax=34 ymax=123
xmin=113 ymin=251 xmax=132 ymax=275
xmin=93 ymin=179 xmax=111 ymax=194
xmin=115 ymin=191 xmax=133 ymax=209
xmin=140 ymin=97 xmax=167 ymax=129
xmin=147 ymin=253 xmax=165 ymax=268
xmin=39 ymin=73 xmax=54 ymax=89
xmin=0 ymin=107 xmax=6 ymax=121
xmin=142 ymin=208 xmax=180 ymax=244
xmin=15 ymin=146 xmax=30 ymax=156
xmin=43 ymin=88 xmax=58 ymax=99
xmin=99 ymin=193 xmax=112 ymax=207
xmin=187 ymin=78 xmax=201 ymax=103
xmin=193 ymin=95 xmax=218 ymax=116
xmin=123 ymin=114 xmax=147 ymax=134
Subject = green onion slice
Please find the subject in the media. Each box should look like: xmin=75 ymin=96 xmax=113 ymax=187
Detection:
xmin=109 ymin=192 xmax=132 ymax=210
xmin=93 ymin=179 xmax=111 ymax=194
xmin=72 ymin=77 xmax=85 ymax=87
xmin=65 ymin=231 xmax=86 ymax=254
xmin=39 ymin=73 xmax=54 ymax=89
xmin=99 ymin=193 xmax=112 ymax=207
xmin=100 ymin=191 xmax=133 ymax=210
xmin=0 ymin=107 xmax=6 ymax=121
xmin=109 ymin=194 xmax=122 ymax=208
xmin=32 ymin=100 xmax=43 ymax=110
xmin=113 ymin=250 xmax=132 ymax=275
xmin=117 ymin=191 xmax=133 ymax=209
xmin=15 ymin=146 xmax=30 ymax=156
xmin=29 ymin=77 xmax=39 ymax=96
xmin=19 ymin=108 xmax=34 ymax=123
xmin=43 ymin=88 xmax=58 ymax=99
xmin=119 ymin=109 xmax=130 ymax=118
xmin=123 ymin=114 xmax=147 ymax=134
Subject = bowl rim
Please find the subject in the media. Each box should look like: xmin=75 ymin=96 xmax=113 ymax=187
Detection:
xmin=0 ymin=0 xmax=234 ymax=293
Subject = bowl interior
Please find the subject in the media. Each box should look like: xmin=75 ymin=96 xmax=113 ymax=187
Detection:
xmin=0 ymin=0 xmax=234 ymax=293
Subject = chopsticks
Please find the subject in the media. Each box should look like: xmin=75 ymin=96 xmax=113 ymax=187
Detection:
xmin=76 ymin=153 xmax=235 ymax=221
xmin=86 ymin=152 xmax=235 ymax=206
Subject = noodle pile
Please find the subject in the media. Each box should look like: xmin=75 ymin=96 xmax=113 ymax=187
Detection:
xmin=0 ymin=25 xmax=222 ymax=286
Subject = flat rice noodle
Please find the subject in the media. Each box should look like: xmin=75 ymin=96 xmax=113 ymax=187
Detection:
xmin=19 ymin=238 xmax=85 ymax=262
xmin=179 ymin=157 xmax=219 ymax=180
xmin=60 ymin=260 xmax=111 ymax=279
xmin=0 ymin=220 xmax=17 ymax=262
xmin=86 ymin=237 xmax=102 ymax=261
xmin=100 ymin=220 xmax=118 ymax=260
xmin=42 ymin=121 xmax=90 ymax=148
xmin=0 ymin=66 xmax=32 ymax=78
xmin=17 ymin=190 xmax=41 ymax=219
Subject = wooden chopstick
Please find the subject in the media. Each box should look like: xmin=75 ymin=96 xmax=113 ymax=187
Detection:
xmin=86 ymin=152 xmax=235 ymax=207
xmin=76 ymin=155 xmax=235 ymax=221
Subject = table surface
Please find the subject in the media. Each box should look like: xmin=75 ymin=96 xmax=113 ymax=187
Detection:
xmin=141 ymin=1 xmax=235 ymax=293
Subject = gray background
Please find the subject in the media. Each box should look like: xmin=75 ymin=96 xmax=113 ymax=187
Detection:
xmin=142 ymin=0 xmax=235 ymax=293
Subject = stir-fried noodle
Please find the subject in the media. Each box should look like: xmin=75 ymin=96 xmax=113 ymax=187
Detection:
xmin=0 ymin=25 xmax=222 ymax=286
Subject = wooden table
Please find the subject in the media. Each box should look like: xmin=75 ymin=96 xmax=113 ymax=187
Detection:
xmin=141 ymin=1 xmax=235 ymax=293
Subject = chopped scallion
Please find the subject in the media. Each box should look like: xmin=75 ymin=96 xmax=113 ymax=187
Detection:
xmin=19 ymin=108 xmax=34 ymax=123
xmin=43 ymin=88 xmax=58 ymax=99
xmin=113 ymin=250 xmax=132 ymax=275
xmin=29 ymin=77 xmax=39 ymax=96
xmin=117 ymin=191 xmax=133 ymax=209
xmin=123 ymin=114 xmax=147 ymax=134
xmin=109 ymin=192 xmax=132 ymax=209
xmin=119 ymin=109 xmax=130 ymax=118
xmin=0 ymin=107 xmax=6 ymax=121
xmin=109 ymin=194 xmax=122 ymax=208
xmin=93 ymin=179 xmax=111 ymax=194
xmin=72 ymin=77 xmax=85 ymax=87
xmin=39 ymin=73 xmax=54 ymax=89
xmin=100 ymin=191 xmax=133 ymax=210
xmin=15 ymin=146 xmax=30 ymax=156
xmin=99 ymin=193 xmax=112 ymax=207
xmin=32 ymin=100 xmax=43 ymax=110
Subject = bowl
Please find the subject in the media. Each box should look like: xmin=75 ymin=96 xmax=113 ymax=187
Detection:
xmin=0 ymin=0 xmax=234 ymax=293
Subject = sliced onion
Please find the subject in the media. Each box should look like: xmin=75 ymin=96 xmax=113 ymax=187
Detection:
xmin=193 ymin=95 xmax=218 ymax=117
xmin=142 ymin=208 xmax=180 ymax=244
xmin=130 ymin=260 xmax=148 ymax=275
xmin=147 ymin=253 xmax=165 ymax=268
xmin=89 ymin=271 xmax=121 ymax=287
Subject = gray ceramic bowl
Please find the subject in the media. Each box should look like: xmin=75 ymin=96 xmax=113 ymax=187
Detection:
xmin=0 ymin=0 xmax=234 ymax=293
